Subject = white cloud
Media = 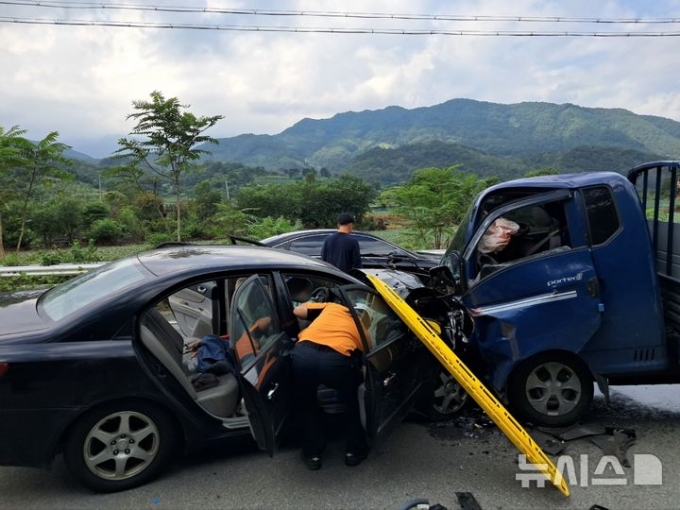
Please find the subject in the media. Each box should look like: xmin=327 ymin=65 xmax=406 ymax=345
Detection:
xmin=1 ymin=0 xmax=679 ymax=157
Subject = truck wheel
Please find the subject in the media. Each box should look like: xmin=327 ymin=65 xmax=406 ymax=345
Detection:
xmin=64 ymin=401 xmax=178 ymax=493
xmin=425 ymin=369 xmax=470 ymax=422
xmin=508 ymin=354 xmax=593 ymax=427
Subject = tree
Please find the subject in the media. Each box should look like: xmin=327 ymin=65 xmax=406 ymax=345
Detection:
xmin=0 ymin=125 xmax=28 ymax=258
xmin=380 ymin=166 xmax=497 ymax=249
xmin=10 ymin=131 xmax=72 ymax=253
xmin=191 ymin=180 xmax=223 ymax=222
xmin=236 ymin=175 xmax=377 ymax=228
xmin=113 ymin=91 xmax=224 ymax=241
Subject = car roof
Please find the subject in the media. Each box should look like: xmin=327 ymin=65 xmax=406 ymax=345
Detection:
xmin=136 ymin=244 xmax=343 ymax=277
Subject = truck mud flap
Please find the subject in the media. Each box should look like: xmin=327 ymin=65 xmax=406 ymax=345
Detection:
xmin=367 ymin=274 xmax=570 ymax=497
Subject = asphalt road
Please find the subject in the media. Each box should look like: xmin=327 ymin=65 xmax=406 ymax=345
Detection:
xmin=1 ymin=386 xmax=679 ymax=510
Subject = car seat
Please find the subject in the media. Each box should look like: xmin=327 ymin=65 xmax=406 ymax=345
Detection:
xmin=139 ymin=307 xmax=239 ymax=418
xmin=526 ymin=207 xmax=562 ymax=255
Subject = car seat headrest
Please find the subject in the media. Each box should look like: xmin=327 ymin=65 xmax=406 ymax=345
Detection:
xmin=286 ymin=277 xmax=314 ymax=302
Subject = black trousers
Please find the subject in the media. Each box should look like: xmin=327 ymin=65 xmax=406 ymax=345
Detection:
xmin=290 ymin=341 xmax=367 ymax=458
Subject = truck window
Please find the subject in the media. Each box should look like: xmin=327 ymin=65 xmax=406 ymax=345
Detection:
xmin=473 ymin=200 xmax=571 ymax=282
xmin=583 ymin=186 xmax=619 ymax=245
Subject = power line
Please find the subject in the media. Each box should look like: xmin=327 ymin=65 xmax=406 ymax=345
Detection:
xmin=2 ymin=0 xmax=680 ymax=25
xmin=2 ymin=16 xmax=680 ymax=36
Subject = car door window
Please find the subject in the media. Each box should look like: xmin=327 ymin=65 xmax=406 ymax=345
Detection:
xmin=355 ymin=234 xmax=403 ymax=257
xmin=288 ymin=235 xmax=327 ymax=256
xmin=230 ymin=275 xmax=280 ymax=370
xmin=168 ymin=281 xmax=217 ymax=338
xmin=338 ymin=287 xmax=408 ymax=353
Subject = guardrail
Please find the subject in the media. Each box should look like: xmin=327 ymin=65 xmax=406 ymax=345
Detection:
xmin=0 ymin=263 xmax=104 ymax=277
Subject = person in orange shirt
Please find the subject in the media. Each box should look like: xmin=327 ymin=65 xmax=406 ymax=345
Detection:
xmin=291 ymin=299 xmax=369 ymax=470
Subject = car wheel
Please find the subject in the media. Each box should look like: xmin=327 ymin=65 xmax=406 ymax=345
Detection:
xmin=64 ymin=401 xmax=178 ymax=493
xmin=426 ymin=369 xmax=470 ymax=421
xmin=507 ymin=354 xmax=593 ymax=427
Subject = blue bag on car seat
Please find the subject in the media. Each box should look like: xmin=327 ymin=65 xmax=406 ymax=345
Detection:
xmin=196 ymin=335 xmax=237 ymax=375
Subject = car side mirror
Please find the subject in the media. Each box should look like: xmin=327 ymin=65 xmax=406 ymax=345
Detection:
xmin=428 ymin=266 xmax=459 ymax=296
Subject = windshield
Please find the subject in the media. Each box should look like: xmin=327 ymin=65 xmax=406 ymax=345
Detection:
xmin=38 ymin=257 xmax=149 ymax=321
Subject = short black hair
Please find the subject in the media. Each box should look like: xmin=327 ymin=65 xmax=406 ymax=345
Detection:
xmin=337 ymin=213 xmax=356 ymax=225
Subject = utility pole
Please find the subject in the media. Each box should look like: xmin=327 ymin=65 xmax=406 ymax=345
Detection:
xmin=225 ymin=178 xmax=230 ymax=201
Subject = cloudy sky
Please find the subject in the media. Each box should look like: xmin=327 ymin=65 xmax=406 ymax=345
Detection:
xmin=1 ymin=0 xmax=679 ymax=157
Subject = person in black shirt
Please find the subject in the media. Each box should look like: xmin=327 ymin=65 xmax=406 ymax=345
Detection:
xmin=321 ymin=213 xmax=362 ymax=273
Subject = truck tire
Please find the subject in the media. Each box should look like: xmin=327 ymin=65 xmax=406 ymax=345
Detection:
xmin=507 ymin=353 xmax=593 ymax=427
xmin=64 ymin=400 xmax=178 ymax=493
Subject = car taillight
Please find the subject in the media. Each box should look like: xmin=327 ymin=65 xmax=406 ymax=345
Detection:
xmin=0 ymin=362 xmax=8 ymax=378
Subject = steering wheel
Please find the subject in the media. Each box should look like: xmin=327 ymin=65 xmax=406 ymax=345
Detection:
xmin=310 ymin=287 xmax=330 ymax=303
xmin=478 ymin=253 xmax=499 ymax=267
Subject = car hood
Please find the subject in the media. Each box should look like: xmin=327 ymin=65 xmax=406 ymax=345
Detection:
xmin=0 ymin=297 xmax=50 ymax=339
xmin=359 ymin=268 xmax=424 ymax=298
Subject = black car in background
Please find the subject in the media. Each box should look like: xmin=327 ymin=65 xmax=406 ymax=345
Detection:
xmin=0 ymin=245 xmax=442 ymax=492
xmin=260 ymin=229 xmax=441 ymax=277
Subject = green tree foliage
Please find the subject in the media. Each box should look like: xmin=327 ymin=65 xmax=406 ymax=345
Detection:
xmin=0 ymin=125 xmax=28 ymax=258
xmin=210 ymin=202 xmax=250 ymax=238
xmin=236 ymin=175 xmax=377 ymax=229
xmin=29 ymin=197 xmax=83 ymax=248
xmin=198 ymin=161 xmax=266 ymax=197
xmin=523 ymin=168 xmax=560 ymax=177
xmin=380 ymin=166 xmax=497 ymax=249
xmin=191 ymin=180 xmax=223 ymax=222
xmin=88 ymin=219 xmax=124 ymax=245
xmin=245 ymin=216 xmax=302 ymax=239
xmin=82 ymin=202 xmax=111 ymax=230
xmin=112 ymin=91 xmax=224 ymax=241
xmin=10 ymin=131 xmax=73 ymax=252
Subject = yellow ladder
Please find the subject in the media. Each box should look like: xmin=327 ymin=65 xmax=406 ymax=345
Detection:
xmin=367 ymin=274 xmax=569 ymax=497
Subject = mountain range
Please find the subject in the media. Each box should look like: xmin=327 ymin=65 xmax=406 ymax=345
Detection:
xmin=73 ymin=98 xmax=680 ymax=185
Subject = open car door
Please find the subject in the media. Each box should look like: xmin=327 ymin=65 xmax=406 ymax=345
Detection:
xmin=229 ymin=274 xmax=294 ymax=455
xmin=336 ymin=285 xmax=435 ymax=445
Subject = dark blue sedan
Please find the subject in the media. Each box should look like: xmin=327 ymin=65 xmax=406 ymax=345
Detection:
xmin=0 ymin=245 xmax=440 ymax=492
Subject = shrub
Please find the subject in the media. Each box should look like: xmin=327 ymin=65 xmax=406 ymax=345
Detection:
xmin=1 ymin=253 xmax=21 ymax=267
xmin=69 ymin=240 xmax=103 ymax=263
xmin=40 ymin=251 xmax=65 ymax=266
xmin=88 ymin=219 xmax=123 ymax=245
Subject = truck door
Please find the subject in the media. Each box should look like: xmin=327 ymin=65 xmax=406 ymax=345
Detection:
xmin=460 ymin=191 xmax=602 ymax=391
xmin=229 ymin=274 xmax=293 ymax=456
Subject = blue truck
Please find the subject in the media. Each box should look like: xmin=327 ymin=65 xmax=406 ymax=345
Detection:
xmin=431 ymin=160 xmax=680 ymax=427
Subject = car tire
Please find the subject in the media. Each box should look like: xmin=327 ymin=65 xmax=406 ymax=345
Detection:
xmin=64 ymin=400 xmax=178 ymax=493
xmin=507 ymin=353 xmax=593 ymax=427
xmin=424 ymin=369 xmax=470 ymax=422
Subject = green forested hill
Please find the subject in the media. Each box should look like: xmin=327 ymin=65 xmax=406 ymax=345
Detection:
xmin=202 ymin=98 xmax=680 ymax=179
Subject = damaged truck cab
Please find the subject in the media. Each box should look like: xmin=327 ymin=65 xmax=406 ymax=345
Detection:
xmin=440 ymin=161 xmax=680 ymax=427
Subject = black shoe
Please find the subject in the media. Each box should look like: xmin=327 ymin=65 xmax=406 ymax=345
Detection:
xmin=344 ymin=451 xmax=368 ymax=467
xmin=301 ymin=452 xmax=322 ymax=471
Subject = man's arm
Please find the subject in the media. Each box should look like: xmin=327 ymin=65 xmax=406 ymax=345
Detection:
xmin=293 ymin=302 xmax=309 ymax=319
xmin=353 ymin=239 xmax=362 ymax=269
